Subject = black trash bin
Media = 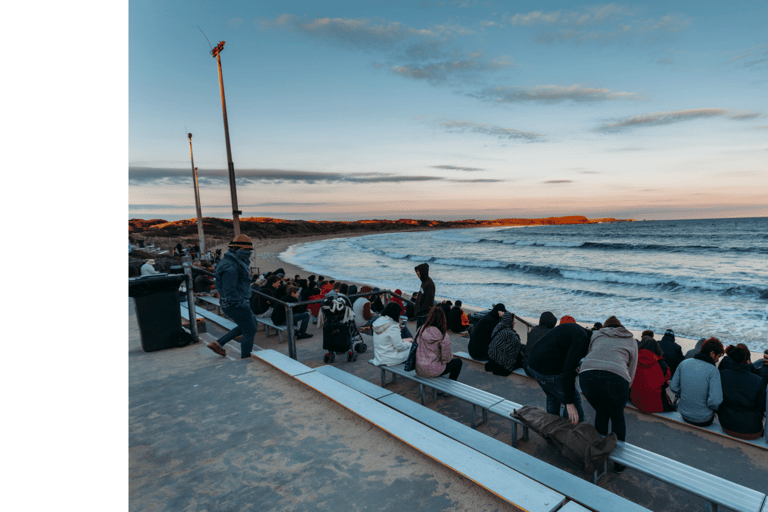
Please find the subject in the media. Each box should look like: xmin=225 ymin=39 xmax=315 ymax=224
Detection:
xmin=129 ymin=274 xmax=192 ymax=352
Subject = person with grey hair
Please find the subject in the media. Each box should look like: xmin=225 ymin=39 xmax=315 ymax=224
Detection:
xmin=140 ymin=259 xmax=160 ymax=275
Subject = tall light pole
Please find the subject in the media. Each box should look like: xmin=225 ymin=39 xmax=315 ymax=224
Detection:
xmin=187 ymin=133 xmax=205 ymax=254
xmin=211 ymin=40 xmax=241 ymax=236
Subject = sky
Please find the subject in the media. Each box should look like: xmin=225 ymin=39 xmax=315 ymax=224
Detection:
xmin=130 ymin=0 xmax=768 ymax=221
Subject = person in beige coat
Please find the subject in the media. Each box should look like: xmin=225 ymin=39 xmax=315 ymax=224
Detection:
xmin=372 ymin=302 xmax=412 ymax=366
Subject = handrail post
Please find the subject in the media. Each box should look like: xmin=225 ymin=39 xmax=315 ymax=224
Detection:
xmin=182 ymin=262 xmax=199 ymax=342
xmin=286 ymin=303 xmax=296 ymax=360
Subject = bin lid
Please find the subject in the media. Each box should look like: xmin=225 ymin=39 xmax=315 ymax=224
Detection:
xmin=129 ymin=274 xmax=186 ymax=297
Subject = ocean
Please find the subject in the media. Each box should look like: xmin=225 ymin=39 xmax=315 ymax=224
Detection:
xmin=281 ymin=217 xmax=768 ymax=353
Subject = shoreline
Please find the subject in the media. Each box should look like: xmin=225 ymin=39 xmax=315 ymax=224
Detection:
xmin=252 ymin=232 xmax=764 ymax=362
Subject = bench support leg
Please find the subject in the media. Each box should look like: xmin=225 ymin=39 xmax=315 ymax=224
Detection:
xmin=592 ymin=460 xmax=608 ymax=484
xmin=278 ymin=330 xmax=283 ymax=344
xmin=419 ymin=384 xmax=426 ymax=405
xmin=471 ymin=406 xmax=489 ymax=428
xmin=705 ymin=502 xmax=718 ymax=512
xmin=380 ymin=369 xmax=397 ymax=387
xmin=511 ymin=423 xmax=518 ymax=448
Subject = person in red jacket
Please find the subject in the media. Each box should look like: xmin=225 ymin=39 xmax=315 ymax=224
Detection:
xmin=630 ymin=337 xmax=676 ymax=413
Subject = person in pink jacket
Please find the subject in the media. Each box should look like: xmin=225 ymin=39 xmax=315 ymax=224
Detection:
xmin=415 ymin=307 xmax=463 ymax=380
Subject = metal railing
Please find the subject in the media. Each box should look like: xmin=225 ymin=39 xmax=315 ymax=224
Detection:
xmin=249 ymin=289 xmax=413 ymax=360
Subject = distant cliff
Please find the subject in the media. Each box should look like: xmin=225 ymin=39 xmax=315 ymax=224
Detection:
xmin=129 ymin=215 xmax=634 ymax=240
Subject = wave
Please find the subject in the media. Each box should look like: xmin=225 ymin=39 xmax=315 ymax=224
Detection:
xmin=473 ymin=238 xmax=767 ymax=254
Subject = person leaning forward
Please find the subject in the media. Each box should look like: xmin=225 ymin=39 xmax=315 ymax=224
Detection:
xmin=207 ymin=235 xmax=258 ymax=359
xmin=526 ymin=322 xmax=591 ymax=424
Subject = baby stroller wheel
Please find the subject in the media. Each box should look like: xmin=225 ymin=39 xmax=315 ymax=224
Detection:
xmin=323 ymin=353 xmax=330 ymax=364
xmin=347 ymin=351 xmax=354 ymax=362
xmin=358 ymin=343 xmax=367 ymax=353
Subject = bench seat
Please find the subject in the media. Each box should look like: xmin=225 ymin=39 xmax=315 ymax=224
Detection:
xmin=599 ymin=441 xmax=767 ymax=512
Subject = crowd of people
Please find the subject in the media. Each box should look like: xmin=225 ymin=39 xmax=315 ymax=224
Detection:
xmin=196 ymin=240 xmax=767 ymax=450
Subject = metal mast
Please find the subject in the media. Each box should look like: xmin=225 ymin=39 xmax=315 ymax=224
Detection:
xmin=187 ymin=133 xmax=206 ymax=254
xmin=211 ymin=41 xmax=241 ymax=236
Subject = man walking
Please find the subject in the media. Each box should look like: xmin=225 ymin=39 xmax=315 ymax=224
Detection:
xmin=207 ymin=235 xmax=259 ymax=359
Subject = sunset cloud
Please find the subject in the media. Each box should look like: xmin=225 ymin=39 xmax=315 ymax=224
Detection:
xmin=430 ymin=165 xmax=485 ymax=172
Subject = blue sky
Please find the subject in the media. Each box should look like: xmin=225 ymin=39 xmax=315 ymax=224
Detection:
xmin=129 ymin=0 xmax=768 ymax=221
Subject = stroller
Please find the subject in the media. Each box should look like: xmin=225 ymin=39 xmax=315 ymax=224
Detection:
xmin=320 ymin=296 xmax=367 ymax=363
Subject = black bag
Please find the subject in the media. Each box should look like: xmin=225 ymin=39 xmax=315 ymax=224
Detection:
xmin=404 ymin=326 xmax=422 ymax=372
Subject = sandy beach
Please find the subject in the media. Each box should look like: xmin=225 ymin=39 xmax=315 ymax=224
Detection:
xmin=241 ymin=232 xmax=764 ymax=362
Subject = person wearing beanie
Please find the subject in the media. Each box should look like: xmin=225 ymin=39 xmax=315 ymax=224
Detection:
xmin=526 ymin=322 xmax=591 ymax=424
xmin=140 ymin=259 xmax=160 ymax=276
xmin=207 ymin=234 xmax=259 ymax=359
xmin=413 ymin=263 xmax=435 ymax=328
xmin=658 ymin=328 xmax=685 ymax=377
xmin=468 ymin=304 xmax=507 ymax=361
xmin=579 ymin=316 xmax=638 ymax=472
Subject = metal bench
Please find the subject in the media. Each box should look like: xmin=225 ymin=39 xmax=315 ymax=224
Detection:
xmin=367 ymin=360 xmax=529 ymax=445
xmin=186 ymin=304 xmax=237 ymax=331
xmin=595 ymin=441 xmax=767 ymax=512
xmin=318 ymin=360 xmax=649 ymax=512
xmin=196 ymin=295 xmax=222 ymax=314
xmin=192 ymin=299 xmax=287 ymax=343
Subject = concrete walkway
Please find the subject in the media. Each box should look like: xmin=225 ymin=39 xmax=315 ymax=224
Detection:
xmin=130 ymin=301 xmax=768 ymax=511
xmin=129 ymin=303 xmax=518 ymax=511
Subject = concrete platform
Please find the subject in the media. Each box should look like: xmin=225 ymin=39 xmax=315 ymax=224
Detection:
xmin=131 ymin=300 xmax=768 ymax=511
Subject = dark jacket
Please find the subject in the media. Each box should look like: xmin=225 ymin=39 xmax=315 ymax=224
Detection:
xmin=447 ymin=306 xmax=468 ymax=333
xmin=271 ymin=294 xmax=300 ymax=326
xmin=718 ymin=364 xmax=767 ymax=436
xmin=414 ymin=263 xmax=435 ymax=317
xmin=467 ymin=304 xmax=505 ymax=360
xmin=756 ymin=360 xmax=768 ymax=386
xmin=524 ymin=311 xmax=557 ymax=355
xmin=719 ymin=356 xmax=760 ymax=376
xmin=526 ymin=323 xmax=592 ymax=405
xmin=658 ymin=330 xmax=684 ymax=376
xmin=252 ymin=286 xmax=275 ymax=315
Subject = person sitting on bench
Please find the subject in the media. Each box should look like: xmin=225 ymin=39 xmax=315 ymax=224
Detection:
xmin=467 ymin=303 xmax=506 ymax=361
xmin=524 ymin=311 xmax=557 ymax=356
xmin=271 ymin=286 xmax=313 ymax=339
xmin=415 ymin=307 xmax=462 ymax=381
xmin=447 ymin=300 xmax=470 ymax=333
xmin=630 ymin=337 xmax=676 ymax=414
xmin=670 ymin=337 xmax=724 ymax=427
xmin=718 ymin=344 xmax=766 ymax=440
xmin=371 ymin=302 xmax=413 ymax=366
xmin=485 ymin=312 xmax=524 ymax=376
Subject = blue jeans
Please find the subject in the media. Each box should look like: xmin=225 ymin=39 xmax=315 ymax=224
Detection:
xmin=218 ymin=304 xmax=258 ymax=359
xmin=292 ymin=311 xmax=310 ymax=335
xmin=579 ymin=370 xmax=629 ymax=441
xmin=527 ymin=365 xmax=585 ymax=422
xmin=401 ymin=325 xmax=413 ymax=339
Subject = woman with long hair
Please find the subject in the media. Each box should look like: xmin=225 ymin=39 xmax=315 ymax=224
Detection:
xmin=630 ymin=337 xmax=675 ymax=413
xmin=415 ymin=307 xmax=462 ymax=380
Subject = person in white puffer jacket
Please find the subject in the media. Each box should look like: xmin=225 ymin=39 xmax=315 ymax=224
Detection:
xmin=372 ymin=302 xmax=413 ymax=366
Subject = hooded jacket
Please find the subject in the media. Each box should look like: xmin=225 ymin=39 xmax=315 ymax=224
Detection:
xmin=718 ymin=364 xmax=766 ymax=436
xmin=467 ymin=304 xmax=506 ymax=360
xmin=415 ymin=326 xmax=452 ymax=378
xmin=580 ymin=326 xmax=638 ymax=384
xmin=488 ymin=312 xmax=523 ymax=372
xmin=630 ymin=349 xmax=673 ymax=413
xmin=526 ymin=323 xmax=592 ymax=405
xmin=414 ymin=263 xmax=435 ymax=317
xmin=659 ymin=330 xmax=684 ymax=376
xmin=215 ymin=249 xmax=253 ymax=307
xmin=371 ymin=315 xmax=412 ymax=366
xmin=670 ymin=353 xmax=723 ymax=423
xmin=524 ymin=312 xmax=558 ymax=355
